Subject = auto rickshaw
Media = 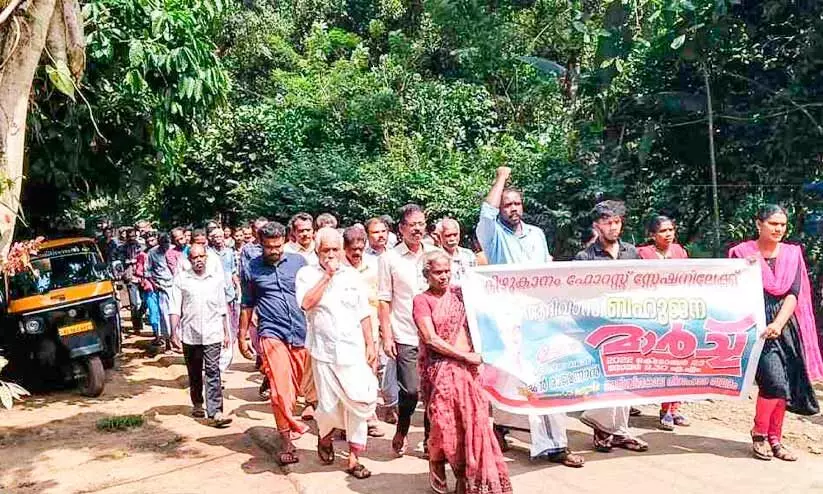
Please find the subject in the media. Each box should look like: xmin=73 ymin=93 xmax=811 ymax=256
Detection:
xmin=0 ymin=237 xmax=122 ymax=396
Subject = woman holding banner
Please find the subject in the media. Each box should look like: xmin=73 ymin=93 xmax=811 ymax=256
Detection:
xmin=413 ymin=251 xmax=512 ymax=494
xmin=729 ymin=205 xmax=823 ymax=462
xmin=637 ymin=215 xmax=691 ymax=431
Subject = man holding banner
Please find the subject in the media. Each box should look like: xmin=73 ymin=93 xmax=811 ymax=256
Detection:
xmin=476 ymin=167 xmax=585 ymax=468
xmin=574 ymin=200 xmax=649 ymax=452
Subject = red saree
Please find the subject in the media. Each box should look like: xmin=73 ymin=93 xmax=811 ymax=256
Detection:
xmin=413 ymin=286 xmax=512 ymax=494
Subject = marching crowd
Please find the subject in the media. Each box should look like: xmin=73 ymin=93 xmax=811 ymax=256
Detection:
xmin=100 ymin=167 xmax=823 ymax=493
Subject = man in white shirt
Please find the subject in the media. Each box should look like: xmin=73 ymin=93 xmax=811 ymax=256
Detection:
xmin=436 ymin=217 xmax=478 ymax=285
xmin=284 ymin=212 xmax=319 ymax=266
xmin=377 ymin=204 xmax=439 ymax=455
xmin=170 ymin=244 xmax=232 ymax=428
xmin=296 ymin=228 xmax=377 ymax=479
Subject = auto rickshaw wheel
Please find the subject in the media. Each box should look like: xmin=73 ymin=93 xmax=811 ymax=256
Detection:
xmin=77 ymin=355 xmax=105 ymax=397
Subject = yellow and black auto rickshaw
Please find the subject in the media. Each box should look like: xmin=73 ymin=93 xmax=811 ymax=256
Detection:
xmin=0 ymin=237 xmax=121 ymax=396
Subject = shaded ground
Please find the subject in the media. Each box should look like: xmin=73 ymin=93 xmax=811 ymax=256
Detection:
xmin=3 ymin=312 xmax=823 ymax=493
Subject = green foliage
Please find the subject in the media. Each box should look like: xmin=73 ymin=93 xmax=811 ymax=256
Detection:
xmin=96 ymin=414 xmax=145 ymax=431
xmin=22 ymin=0 xmax=231 ymax=233
xmin=19 ymin=0 xmax=823 ymax=277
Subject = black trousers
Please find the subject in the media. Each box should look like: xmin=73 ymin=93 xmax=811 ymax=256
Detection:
xmin=183 ymin=342 xmax=223 ymax=418
xmin=395 ymin=343 xmax=419 ymax=436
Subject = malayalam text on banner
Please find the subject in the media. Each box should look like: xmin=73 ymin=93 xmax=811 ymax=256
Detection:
xmin=462 ymin=259 xmax=766 ymax=415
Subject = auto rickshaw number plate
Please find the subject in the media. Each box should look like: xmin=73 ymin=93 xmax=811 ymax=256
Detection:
xmin=59 ymin=320 xmax=94 ymax=336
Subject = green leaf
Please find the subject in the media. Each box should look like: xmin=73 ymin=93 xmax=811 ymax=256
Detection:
xmin=572 ymin=21 xmax=587 ymax=34
xmin=671 ymin=34 xmax=686 ymax=49
xmin=128 ymin=40 xmax=144 ymax=67
xmin=46 ymin=61 xmax=76 ymax=101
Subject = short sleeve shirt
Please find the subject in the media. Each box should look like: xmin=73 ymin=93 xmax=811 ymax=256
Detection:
xmin=169 ymin=268 xmax=227 ymax=345
xmin=475 ymin=202 xmax=552 ymax=265
xmin=242 ymin=253 xmax=308 ymax=346
xmin=377 ymin=242 xmax=440 ymax=346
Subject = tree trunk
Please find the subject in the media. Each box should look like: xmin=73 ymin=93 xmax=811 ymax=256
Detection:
xmin=0 ymin=0 xmax=59 ymax=254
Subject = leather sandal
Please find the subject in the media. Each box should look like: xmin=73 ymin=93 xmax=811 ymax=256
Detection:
xmin=751 ymin=434 xmax=772 ymax=461
xmin=772 ymin=443 xmax=797 ymax=462
xmin=545 ymin=448 xmax=585 ymax=468
xmin=346 ymin=463 xmax=372 ymax=479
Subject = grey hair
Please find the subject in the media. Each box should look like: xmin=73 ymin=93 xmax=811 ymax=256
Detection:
xmin=421 ymin=250 xmax=451 ymax=279
xmin=315 ymin=227 xmax=343 ymax=251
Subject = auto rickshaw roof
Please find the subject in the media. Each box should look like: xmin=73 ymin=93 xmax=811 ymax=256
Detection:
xmin=34 ymin=237 xmax=98 ymax=250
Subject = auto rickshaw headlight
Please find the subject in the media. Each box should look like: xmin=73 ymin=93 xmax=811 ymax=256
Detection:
xmin=22 ymin=318 xmax=44 ymax=334
xmin=101 ymin=300 xmax=118 ymax=318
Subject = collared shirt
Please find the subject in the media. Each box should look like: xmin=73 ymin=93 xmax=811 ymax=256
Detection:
xmin=345 ymin=255 xmax=380 ymax=340
xmin=214 ymin=246 xmax=238 ymax=302
xmin=296 ymin=265 xmax=371 ymax=365
xmin=575 ymin=240 xmax=639 ymax=261
xmin=476 ymin=202 xmax=552 ymax=265
xmin=169 ymin=268 xmax=227 ymax=345
xmin=242 ymin=253 xmax=308 ymax=346
xmin=377 ymin=241 xmax=440 ymax=346
xmin=446 ymin=246 xmax=478 ymax=285
xmin=365 ymin=245 xmax=386 ymax=259
xmin=146 ymin=246 xmax=174 ymax=290
xmin=284 ymin=241 xmax=319 ymax=266
xmin=239 ymin=242 xmax=262 ymax=285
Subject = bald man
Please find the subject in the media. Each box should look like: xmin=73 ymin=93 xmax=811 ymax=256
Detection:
xmin=296 ymin=227 xmax=378 ymax=479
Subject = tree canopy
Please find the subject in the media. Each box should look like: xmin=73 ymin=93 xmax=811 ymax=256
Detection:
xmin=18 ymin=0 xmax=823 ymax=266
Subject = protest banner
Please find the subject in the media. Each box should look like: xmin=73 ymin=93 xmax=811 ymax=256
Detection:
xmin=462 ymin=259 xmax=766 ymax=415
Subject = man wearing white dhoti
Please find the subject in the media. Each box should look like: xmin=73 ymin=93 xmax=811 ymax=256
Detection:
xmin=296 ymin=228 xmax=378 ymax=480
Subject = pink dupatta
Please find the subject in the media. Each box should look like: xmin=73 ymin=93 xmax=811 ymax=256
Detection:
xmin=729 ymin=240 xmax=823 ymax=381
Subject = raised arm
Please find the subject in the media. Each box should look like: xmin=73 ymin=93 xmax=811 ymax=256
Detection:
xmin=484 ymin=166 xmax=511 ymax=208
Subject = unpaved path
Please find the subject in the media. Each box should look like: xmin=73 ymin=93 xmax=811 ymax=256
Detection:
xmin=3 ymin=315 xmax=823 ymax=494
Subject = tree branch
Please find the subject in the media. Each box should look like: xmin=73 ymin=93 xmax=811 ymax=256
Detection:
xmin=0 ymin=0 xmax=25 ymax=27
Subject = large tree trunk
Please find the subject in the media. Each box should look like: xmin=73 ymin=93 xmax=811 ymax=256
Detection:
xmin=0 ymin=0 xmax=59 ymax=254
xmin=0 ymin=0 xmax=83 ymax=254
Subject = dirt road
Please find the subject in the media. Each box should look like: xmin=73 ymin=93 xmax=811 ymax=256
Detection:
xmin=4 ymin=324 xmax=823 ymax=493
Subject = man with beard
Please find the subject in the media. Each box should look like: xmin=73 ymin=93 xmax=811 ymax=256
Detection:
xmin=238 ymin=222 xmax=309 ymax=465
xmin=285 ymin=212 xmax=319 ymax=266
xmin=297 ymin=228 xmax=378 ymax=479
xmin=476 ymin=166 xmax=584 ymax=468
xmin=575 ymin=200 xmax=649 ymax=454
xmin=378 ymin=204 xmax=439 ymax=456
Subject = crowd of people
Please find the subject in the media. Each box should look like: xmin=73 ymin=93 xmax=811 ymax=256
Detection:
xmin=97 ymin=166 xmax=822 ymax=493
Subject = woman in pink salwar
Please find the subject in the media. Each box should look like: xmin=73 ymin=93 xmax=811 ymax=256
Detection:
xmin=413 ymin=251 xmax=512 ymax=494
xmin=637 ymin=215 xmax=691 ymax=431
xmin=729 ymin=205 xmax=822 ymax=461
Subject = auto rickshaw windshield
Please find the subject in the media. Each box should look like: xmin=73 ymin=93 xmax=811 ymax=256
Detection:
xmin=8 ymin=246 xmax=108 ymax=299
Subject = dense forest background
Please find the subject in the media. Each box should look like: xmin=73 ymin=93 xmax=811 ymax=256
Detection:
xmin=19 ymin=0 xmax=823 ymax=266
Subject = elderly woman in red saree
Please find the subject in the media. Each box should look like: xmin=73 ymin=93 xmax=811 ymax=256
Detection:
xmin=413 ymin=251 xmax=512 ymax=494
xmin=729 ymin=205 xmax=823 ymax=461
xmin=636 ymin=215 xmax=691 ymax=431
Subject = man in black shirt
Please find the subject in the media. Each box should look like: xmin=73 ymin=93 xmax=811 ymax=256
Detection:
xmin=575 ymin=200 xmax=648 ymax=453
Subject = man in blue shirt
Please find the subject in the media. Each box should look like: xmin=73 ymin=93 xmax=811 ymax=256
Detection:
xmin=476 ymin=166 xmax=584 ymax=468
xmin=238 ymin=222 xmax=309 ymax=465
xmin=476 ymin=166 xmax=551 ymax=265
